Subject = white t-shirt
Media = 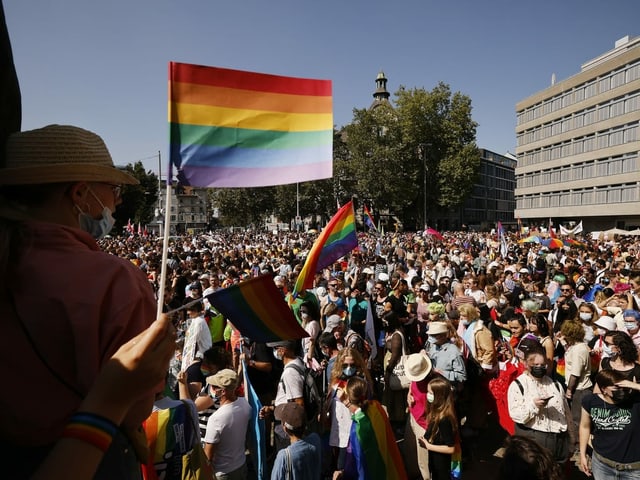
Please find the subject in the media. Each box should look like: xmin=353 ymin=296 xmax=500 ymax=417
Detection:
xmin=182 ymin=315 xmax=212 ymax=371
xmin=275 ymin=358 xmax=305 ymax=407
xmin=204 ymin=398 xmax=251 ymax=474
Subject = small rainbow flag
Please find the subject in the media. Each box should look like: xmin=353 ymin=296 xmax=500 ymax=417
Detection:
xmin=344 ymin=400 xmax=407 ymax=480
xmin=169 ymin=62 xmax=333 ymax=188
xmin=206 ymin=274 xmax=308 ymax=342
xmin=363 ymin=204 xmax=377 ymax=233
xmin=292 ymin=201 xmax=358 ymax=297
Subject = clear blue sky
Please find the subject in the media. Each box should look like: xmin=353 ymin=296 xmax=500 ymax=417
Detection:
xmin=5 ymin=0 xmax=640 ymax=175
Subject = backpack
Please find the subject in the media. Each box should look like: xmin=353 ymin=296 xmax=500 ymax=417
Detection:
xmin=283 ymin=362 xmax=321 ymax=424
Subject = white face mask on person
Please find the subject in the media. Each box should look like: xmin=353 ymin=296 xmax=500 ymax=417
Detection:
xmin=579 ymin=312 xmax=593 ymax=322
xmin=76 ymin=188 xmax=115 ymax=239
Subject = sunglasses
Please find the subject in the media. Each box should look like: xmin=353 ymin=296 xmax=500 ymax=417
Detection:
xmin=560 ymin=288 xmax=572 ymax=292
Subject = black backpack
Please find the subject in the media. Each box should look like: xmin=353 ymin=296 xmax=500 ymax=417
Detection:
xmin=283 ymin=362 xmax=321 ymax=423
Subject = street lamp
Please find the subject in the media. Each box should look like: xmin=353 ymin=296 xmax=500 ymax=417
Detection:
xmin=417 ymin=143 xmax=431 ymax=230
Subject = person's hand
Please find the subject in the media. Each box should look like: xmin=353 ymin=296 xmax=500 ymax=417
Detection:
xmin=418 ymin=438 xmax=430 ymax=450
xmin=82 ymin=315 xmax=176 ymax=422
xmin=580 ymin=453 xmax=592 ymax=477
xmin=407 ymin=390 xmax=415 ymax=407
xmin=336 ymin=387 xmax=347 ymax=403
xmin=534 ymin=396 xmax=552 ymax=408
xmin=259 ymin=405 xmax=274 ymax=419
xmin=616 ymin=379 xmax=640 ymax=391
xmin=177 ymin=370 xmax=187 ymax=385
xmin=332 ymin=470 xmax=344 ymax=480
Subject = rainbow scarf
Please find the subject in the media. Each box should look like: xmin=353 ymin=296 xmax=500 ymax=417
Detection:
xmin=345 ymin=400 xmax=407 ymax=480
xmin=206 ymin=274 xmax=309 ymax=342
xmin=169 ymin=62 xmax=333 ymax=188
xmin=293 ymin=201 xmax=357 ymax=297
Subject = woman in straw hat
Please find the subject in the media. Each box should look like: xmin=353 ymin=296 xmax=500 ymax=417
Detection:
xmin=0 ymin=125 xmax=160 ymax=478
xmin=404 ymin=352 xmax=435 ymax=480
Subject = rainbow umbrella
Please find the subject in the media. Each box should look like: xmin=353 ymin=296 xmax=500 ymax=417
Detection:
xmin=518 ymin=235 xmax=542 ymax=244
xmin=564 ymin=238 xmax=587 ymax=248
xmin=542 ymin=237 xmax=564 ymax=249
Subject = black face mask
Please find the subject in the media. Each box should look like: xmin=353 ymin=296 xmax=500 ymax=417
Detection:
xmin=612 ymin=388 xmax=631 ymax=404
xmin=530 ymin=365 xmax=546 ymax=378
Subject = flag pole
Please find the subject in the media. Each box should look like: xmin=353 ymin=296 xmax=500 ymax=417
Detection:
xmin=156 ymin=177 xmax=173 ymax=318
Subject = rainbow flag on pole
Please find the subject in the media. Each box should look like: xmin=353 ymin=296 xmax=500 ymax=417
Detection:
xmin=363 ymin=204 xmax=378 ymax=233
xmin=168 ymin=62 xmax=333 ymax=188
xmin=206 ymin=274 xmax=308 ymax=342
xmin=292 ymin=201 xmax=358 ymax=297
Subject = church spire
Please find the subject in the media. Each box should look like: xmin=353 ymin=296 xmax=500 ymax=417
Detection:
xmin=370 ymin=70 xmax=390 ymax=109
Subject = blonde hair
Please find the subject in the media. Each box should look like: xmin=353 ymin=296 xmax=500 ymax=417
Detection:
xmin=457 ymin=303 xmax=479 ymax=321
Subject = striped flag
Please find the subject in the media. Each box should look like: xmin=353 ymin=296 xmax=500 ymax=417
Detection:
xmin=169 ymin=62 xmax=333 ymax=188
xmin=292 ymin=201 xmax=358 ymax=298
xmin=206 ymin=275 xmax=309 ymax=342
xmin=497 ymin=221 xmax=508 ymax=258
xmin=242 ymin=359 xmax=265 ymax=479
xmin=363 ymin=204 xmax=378 ymax=233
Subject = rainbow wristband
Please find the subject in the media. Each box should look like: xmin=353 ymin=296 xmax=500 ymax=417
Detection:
xmin=61 ymin=412 xmax=119 ymax=453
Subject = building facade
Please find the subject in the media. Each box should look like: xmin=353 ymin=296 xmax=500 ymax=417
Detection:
xmin=152 ymin=185 xmax=211 ymax=235
xmin=515 ymin=35 xmax=640 ymax=231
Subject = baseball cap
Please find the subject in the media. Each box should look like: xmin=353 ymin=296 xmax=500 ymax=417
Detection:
xmin=324 ymin=314 xmax=344 ymax=333
xmin=276 ymin=403 xmax=306 ymax=431
xmin=206 ymin=369 xmax=238 ymax=389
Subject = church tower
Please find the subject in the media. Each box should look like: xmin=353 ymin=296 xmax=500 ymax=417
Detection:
xmin=370 ymin=70 xmax=390 ymax=109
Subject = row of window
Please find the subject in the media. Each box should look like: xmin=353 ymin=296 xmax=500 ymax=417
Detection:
xmin=516 ymin=154 xmax=639 ymax=188
xmin=516 ymin=184 xmax=639 ymax=209
xmin=517 ymin=92 xmax=640 ymax=147
xmin=517 ymin=123 xmax=639 ymax=167
xmin=517 ymin=60 xmax=640 ymax=125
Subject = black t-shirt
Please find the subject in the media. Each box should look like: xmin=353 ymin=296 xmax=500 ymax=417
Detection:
xmin=247 ymin=342 xmax=279 ymax=398
xmin=582 ymin=392 xmax=640 ymax=463
xmin=425 ymin=417 xmax=455 ymax=480
xmin=600 ymin=358 xmax=640 ymax=382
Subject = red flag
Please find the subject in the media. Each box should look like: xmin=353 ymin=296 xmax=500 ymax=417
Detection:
xmin=143 ymin=227 xmax=148 ymax=237
xmin=126 ymin=218 xmax=133 ymax=234
xmin=137 ymin=223 xmax=142 ymax=235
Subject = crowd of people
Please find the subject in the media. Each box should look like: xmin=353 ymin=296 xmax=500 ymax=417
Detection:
xmin=3 ymin=122 xmax=640 ymax=480
xmin=97 ymin=220 xmax=640 ymax=480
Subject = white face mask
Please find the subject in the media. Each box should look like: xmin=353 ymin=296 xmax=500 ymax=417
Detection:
xmin=579 ymin=312 xmax=593 ymax=322
xmin=76 ymin=188 xmax=115 ymax=239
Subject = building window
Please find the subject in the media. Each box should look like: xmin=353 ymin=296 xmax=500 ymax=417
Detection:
xmin=599 ymin=76 xmax=610 ymax=93
xmin=622 ymin=185 xmax=638 ymax=202
xmin=608 ymin=188 xmax=621 ymax=203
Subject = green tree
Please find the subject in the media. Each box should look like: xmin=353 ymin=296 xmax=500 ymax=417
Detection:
xmin=113 ymin=161 xmax=158 ymax=232
xmin=214 ymin=187 xmax=275 ymax=227
xmin=344 ymin=82 xmax=479 ymax=228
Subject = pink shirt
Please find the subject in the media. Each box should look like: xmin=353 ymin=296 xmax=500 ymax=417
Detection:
xmin=409 ymin=378 xmax=430 ymax=429
xmin=1 ymin=222 xmax=155 ymax=444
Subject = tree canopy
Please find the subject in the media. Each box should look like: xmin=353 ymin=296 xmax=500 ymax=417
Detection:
xmin=212 ymin=81 xmax=479 ymax=230
xmin=113 ymin=161 xmax=159 ymax=232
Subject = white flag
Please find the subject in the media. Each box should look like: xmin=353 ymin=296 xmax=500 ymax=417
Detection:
xmin=364 ymin=301 xmax=378 ymax=367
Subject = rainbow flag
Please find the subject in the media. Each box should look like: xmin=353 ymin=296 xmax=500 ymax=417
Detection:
xmin=168 ymin=62 xmax=333 ymax=188
xmin=363 ymin=204 xmax=377 ymax=233
xmin=142 ymin=401 xmax=206 ymax=480
xmin=344 ymin=400 xmax=407 ymax=480
xmin=292 ymin=201 xmax=357 ymax=297
xmin=206 ymin=274 xmax=308 ymax=342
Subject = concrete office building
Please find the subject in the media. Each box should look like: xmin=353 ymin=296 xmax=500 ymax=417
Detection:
xmin=515 ymin=35 xmax=640 ymax=231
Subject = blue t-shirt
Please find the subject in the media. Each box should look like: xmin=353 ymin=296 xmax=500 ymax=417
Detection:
xmin=270 ymin=433 xmax=322 ymax=480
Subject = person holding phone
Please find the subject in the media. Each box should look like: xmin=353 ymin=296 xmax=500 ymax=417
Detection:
xmin=507 ymin=346 xmax=575 ymax=464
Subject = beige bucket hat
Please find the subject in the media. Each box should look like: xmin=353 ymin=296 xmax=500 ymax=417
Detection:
xmin=1 ymin=124 xmax=138 ymax=185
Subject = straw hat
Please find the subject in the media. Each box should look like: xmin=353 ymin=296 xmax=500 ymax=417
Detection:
xmin=404 ymin=353 xmax=432 ymax=382
xmin=1 ymin=125 xmax=138 ymax=185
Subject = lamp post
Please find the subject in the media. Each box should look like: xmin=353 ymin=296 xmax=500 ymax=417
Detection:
xmin=418 ymin=143 xmax=431 ymax=230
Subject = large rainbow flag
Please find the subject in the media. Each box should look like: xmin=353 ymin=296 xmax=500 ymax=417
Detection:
xmin=206 ymin=274 xmax=309 ymax=342
xmin=292 ymin=201 xmax=358 ymax=297
xmin=168 ymin=62 xmax=333 ymax=188
xmin=344 ymin=400 xmax=407 ymax=480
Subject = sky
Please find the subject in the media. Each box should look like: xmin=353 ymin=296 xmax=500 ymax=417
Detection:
xmin=5 ymin=0 xmax=640 ymax=175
